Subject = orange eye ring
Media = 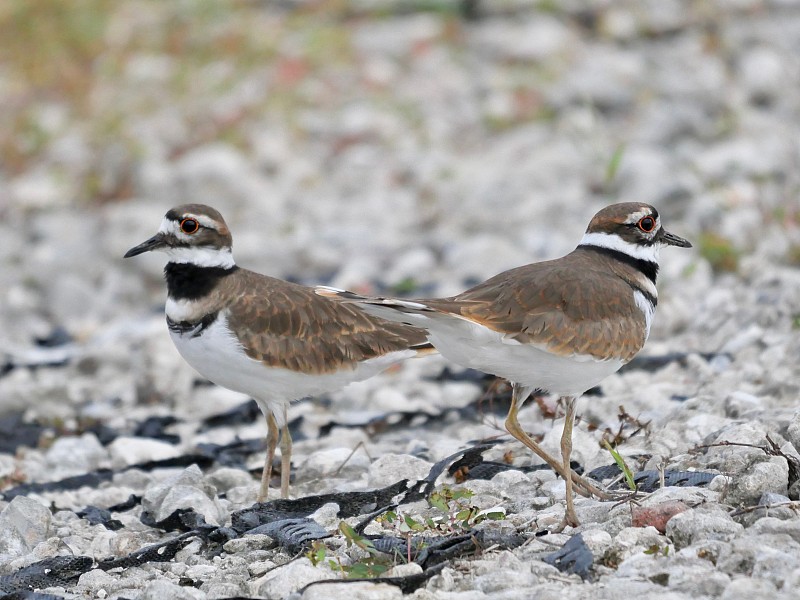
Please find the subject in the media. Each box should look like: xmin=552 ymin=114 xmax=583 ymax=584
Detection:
xmin=638 ymin=216 xmax=656 ymax=233
xmin=180 ymin=218 xmax=200 ymax=234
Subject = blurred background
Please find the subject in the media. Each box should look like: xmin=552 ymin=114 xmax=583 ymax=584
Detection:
xmin=1 ymin=0 xmax=800 ymax=415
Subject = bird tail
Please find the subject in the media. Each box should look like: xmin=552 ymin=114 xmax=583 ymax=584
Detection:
xmin=315 ymin=286 xmax=433 ymax=311
xmin=314 ymin=285 xmax=439 ymax=326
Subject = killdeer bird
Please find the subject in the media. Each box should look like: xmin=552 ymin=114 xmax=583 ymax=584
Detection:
xmin=124 ymin=204 xmax=434 ymax=501
xmin=317 ymin=203 xmax=691 ymax=528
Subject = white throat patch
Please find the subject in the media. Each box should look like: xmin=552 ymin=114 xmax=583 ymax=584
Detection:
xmin=164 ymin=246 xmax=236 ymax=269
xmin=579 ymin=232 xmax=660 ymax=263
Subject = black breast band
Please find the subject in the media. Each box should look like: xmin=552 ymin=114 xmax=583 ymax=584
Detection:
xmin=167 ymin=311 xmax=219 ymax=338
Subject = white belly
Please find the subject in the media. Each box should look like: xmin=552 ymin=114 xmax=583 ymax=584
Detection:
xmin=429 ymin=325 xmax=624 ymax=397
xmin=169 ymin=312 xmax=416 ymax=425
xmin=358 ymin=305 xmax=624 ymax=397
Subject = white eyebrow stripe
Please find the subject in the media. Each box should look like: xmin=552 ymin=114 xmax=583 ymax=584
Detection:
xmin=159 ymin=213 xmax=221 ymax=234
xmin=186 ymin=213 xmax=221 ymax=230
xmin=624 ymin=208 xmax=656 ymax=224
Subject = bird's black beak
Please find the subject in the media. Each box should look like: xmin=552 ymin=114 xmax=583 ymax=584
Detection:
xmin=124 ymin=234 xmax=167 ymax=258
xmin=659 ymin=229 xmax=692 ymax=248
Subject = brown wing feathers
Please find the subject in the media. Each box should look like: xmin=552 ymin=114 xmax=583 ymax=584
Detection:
xmin=418 ymin=254 xmax=647 ymax=362
xmin=225 ymin=270 xmax=430 ymax=374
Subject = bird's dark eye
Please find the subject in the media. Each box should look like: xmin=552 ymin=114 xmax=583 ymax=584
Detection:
xmin=180 ymin=218 xmax=199 ymax=234
xmin=638 ymin=216 xmax=656 ymax=233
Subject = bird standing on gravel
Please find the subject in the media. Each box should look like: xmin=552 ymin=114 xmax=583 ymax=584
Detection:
xmin=317 ymin=202 xmax=692 ymax=528
xmin=125 ymin=204 xmax=434 ymax=502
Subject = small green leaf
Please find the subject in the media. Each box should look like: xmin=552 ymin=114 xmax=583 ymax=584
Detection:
xmin=339 ymin=521 xmax=376 ymax=552
xmin=452 ymin=489 xmax=474 ymax=501
xmin=403 ymin=514 xmax=425 ymax=532
xmin=371 ymin=563 xmax=389 ymax=576
xmin=602 ymin=439 xmax=636 ymax=491
xmin=339 ymin=521 xmax=357 ymax=543
xmin=455 ymin=508 xmax=472 ymax=521
xmin=378 ymin=510 xmax=397 ymax=524
xmin=346 ymin=563 xmax=372 ymax=579
xmin=306 ymin=540 xmax=328 ymax=566
xmin=429 ymin=493 xmax=448 ymax=512
xmin=475 ymin=510 xmax=506 ymax=523
xmin=643 ymin=543 xmax=669 ymax=557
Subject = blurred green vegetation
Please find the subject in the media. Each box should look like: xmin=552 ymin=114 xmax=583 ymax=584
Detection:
xmin=0 ymin=1 xmax=365 ymax=199
xmin=698 ymin=231 xmax=739 ymax=274
xmin=0 ymin=0 xmax=559 ymax=205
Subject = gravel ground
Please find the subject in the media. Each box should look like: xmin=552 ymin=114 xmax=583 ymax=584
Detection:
xmin=2 ymin=2 xmax=800 ymax=599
